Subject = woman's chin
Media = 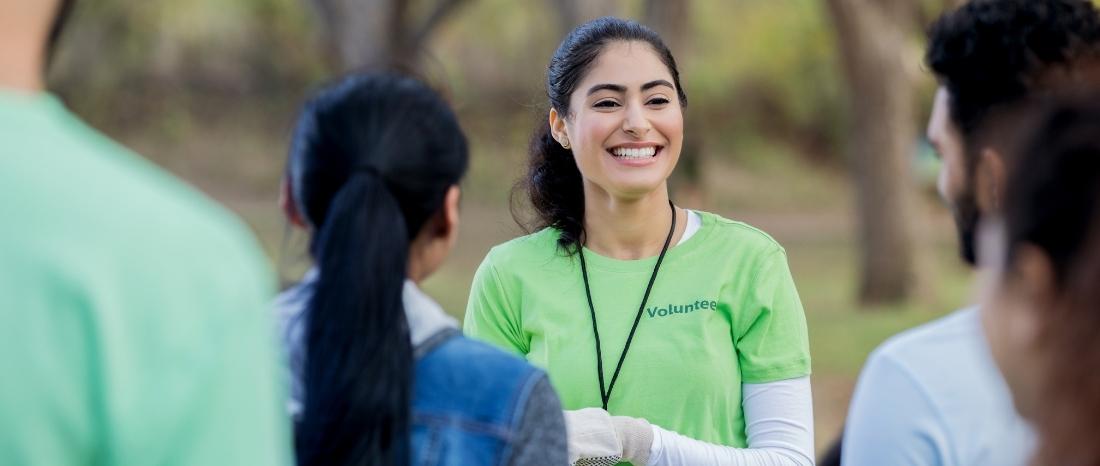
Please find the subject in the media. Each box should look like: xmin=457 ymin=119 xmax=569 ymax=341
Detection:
xmin=604 ymin=180 xmax=669 ymax=200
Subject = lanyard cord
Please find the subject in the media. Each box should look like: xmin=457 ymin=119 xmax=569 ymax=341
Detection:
xmin=578 ymin=201 xmax=677 ymax=410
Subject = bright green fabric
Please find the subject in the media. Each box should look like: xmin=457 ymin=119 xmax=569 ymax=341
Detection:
xmin=0 ymin=91 xmax=292 ymax=466
xmin=465 ymin=211 xmax=810 ymax=448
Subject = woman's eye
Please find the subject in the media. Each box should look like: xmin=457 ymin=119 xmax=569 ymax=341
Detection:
xmin=594 ymin=100 xmax=620 ymax=108
xmin=648 ymin=97 xmax=670 ymax=106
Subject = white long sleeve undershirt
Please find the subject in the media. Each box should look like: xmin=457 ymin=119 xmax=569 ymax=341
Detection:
xmin=646 ymin=376 xmax=815 ymax=466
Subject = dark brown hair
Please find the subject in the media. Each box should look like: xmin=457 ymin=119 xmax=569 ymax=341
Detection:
xmin=1000 ymin=96 xmax=1100 ymax=466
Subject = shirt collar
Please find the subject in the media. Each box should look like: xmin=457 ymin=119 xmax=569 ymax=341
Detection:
xmin=282 ymin=268 xmax=457 ymax=347
xmin=402 ymin=279 xmax=459 ymax=346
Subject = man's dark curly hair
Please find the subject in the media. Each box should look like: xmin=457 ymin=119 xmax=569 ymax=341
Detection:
xmin=927 ymin=0 xmax=1100 ymax=140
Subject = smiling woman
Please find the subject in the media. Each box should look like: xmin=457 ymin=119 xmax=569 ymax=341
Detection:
xmin=464 ymin=17 xmax=815 ymax=466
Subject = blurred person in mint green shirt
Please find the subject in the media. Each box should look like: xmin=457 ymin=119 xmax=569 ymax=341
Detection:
xmin=0 ymin=1 xmax=292 ymax=464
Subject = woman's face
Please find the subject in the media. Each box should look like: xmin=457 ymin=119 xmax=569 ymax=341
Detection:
xmin=977 ymin=219 xmax=1050 ymax=419
xmin=551 ymin=40 xmax=684 ymax=201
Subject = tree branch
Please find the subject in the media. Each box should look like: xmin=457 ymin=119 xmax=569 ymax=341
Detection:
xmin=409 ymin=0 xmax=473 ymax=52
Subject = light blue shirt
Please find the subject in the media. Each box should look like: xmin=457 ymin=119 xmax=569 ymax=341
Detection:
xmin=842 ymin=307 xmax=1035 ymax=466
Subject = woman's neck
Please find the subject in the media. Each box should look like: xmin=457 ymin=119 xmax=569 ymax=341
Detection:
xmin=582 ymin=183 xmax=685 ymax=260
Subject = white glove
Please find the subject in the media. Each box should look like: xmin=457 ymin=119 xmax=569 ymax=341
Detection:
xmin=564 ymin=408 xmax=653 ymax=466
xmin=610 ymin=415 xmax=653 ymax=465
xmin=565 ymin=408 xmax=622 ymax=466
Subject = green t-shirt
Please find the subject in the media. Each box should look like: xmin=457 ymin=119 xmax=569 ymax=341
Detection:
xmin=464 ymin=211 xmax=810 ymax=448
xmin=0 ymin=91 xmax=292 ymax=465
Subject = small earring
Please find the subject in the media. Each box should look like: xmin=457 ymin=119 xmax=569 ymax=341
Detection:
xmin=561 ymin=139 xmax=571 ymax=150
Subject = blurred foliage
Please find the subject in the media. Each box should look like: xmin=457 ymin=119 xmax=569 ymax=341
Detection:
xmin=42 ymin=0 xmax=964 ymax=213
xmin=46 ymin=0 xmax=954 ymax=173
xmin=690 ymin=0 xmax=844 ymax=161
xmin=49 ymin=0 xmax=328 ymax=129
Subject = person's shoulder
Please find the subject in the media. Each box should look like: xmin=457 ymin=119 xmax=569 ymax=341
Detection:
xmin=864 ymin=307 xmax=986 ymax=391
xmin=6 ymin=114 xmax=264 ymax=265
xmin=273 ymin=272 xmax=316 ymax=342
xmin=852 ymin=308 xmax=1029 ymax=463
xmin=421 ymin=333 xmax=545 ymax=389
xmin=694 ymin=210 xmax=786 ymax=256
xmin=11 ymin=102 xmax=261 ymax=256
xmin=483 ymin=227 xmax=565 ymax=269
xmin=447 ymin=335 xmax=538 ymax=366
xmin=416 ymin=334 xmax=553 ymax=437
xmin=107 ymin=150 xmax=269 ymax=274
xmin=874 ymin=308 xmax=981 ymax=360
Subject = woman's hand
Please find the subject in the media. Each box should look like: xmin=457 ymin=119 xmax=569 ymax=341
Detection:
xmin=564 ymin=408 xmax=653 ymax=465
xmin=564 ymin=408 xmax=621 ymax=465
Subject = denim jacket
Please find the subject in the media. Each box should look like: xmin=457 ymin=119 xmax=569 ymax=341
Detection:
xmin=275 ymin=271 xmax=561 ymax=466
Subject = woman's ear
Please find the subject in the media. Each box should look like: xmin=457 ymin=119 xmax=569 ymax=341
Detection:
xmin=549 ymin=107 xmax=570 ymax=148
xmin=440 ymin=185 xmax=461 ymax=242
xmin=280 ymin=177 xmax=307 ymax=228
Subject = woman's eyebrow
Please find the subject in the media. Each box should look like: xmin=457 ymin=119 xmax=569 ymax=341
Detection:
xmin=641 ymin=79 xmax=674 ymax=91
xmin=586 ymin=80 xmax=674 ymax=96
xmin=587 ymin=83 xmax=627 ymax=96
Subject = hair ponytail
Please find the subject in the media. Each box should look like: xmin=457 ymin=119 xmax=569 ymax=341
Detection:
xmin=297 ymin=172 xmax=412 ymax=466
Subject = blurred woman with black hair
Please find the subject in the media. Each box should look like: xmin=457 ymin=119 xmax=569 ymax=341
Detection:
xmin=979 ymin=97 xmax=1100 ymax=466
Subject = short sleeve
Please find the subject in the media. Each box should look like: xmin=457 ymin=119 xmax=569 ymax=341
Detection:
xmin=463 ymin=253 xmax=529 ymax=356
xmin=841 ymin=351 xmax=948 ymax=466
xmin=735 ymin=248 xmax=811 ymax=383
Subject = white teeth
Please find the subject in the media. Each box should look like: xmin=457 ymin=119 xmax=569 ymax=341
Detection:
xmin=612 ymin=147 xmax=657 ymax=158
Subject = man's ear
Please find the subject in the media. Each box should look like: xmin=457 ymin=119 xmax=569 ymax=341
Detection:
xmin=976 ymin=147 xmax=1008 ymax=212
xmin=280 ymin=177 xmax=307 ymax=228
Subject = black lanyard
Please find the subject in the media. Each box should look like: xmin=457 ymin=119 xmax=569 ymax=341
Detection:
xmin=578 ymin=201 xmax=676 ymax=410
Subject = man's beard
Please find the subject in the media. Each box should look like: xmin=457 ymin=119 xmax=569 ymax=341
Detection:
xmin=951 ymin=190 xmax=981 ymax=266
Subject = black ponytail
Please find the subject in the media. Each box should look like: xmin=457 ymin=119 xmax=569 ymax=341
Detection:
xmin=288 ymin=73 xmax=468 ymax=466
xmin=515 ymin=17 xmax=687 ymax=253
xmin=296 ymin=173 xmax=412 ymax=466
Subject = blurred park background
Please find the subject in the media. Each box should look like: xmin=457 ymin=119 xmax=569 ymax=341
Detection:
xmin=48 ymin=0 xmax=974 ymax=455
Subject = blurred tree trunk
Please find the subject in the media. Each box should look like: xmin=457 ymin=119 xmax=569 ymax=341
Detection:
xmin=643 ymin=0 xmax=688 ymax=50
xmin=643 ymin=0 xmax=704 ymax=208
xmin=308 ymin=0 xmax=472 ymax=71
xmin=550 ymin=0 xmax=619 ymax=36
xmin=826 ymin=0 xmax=920 ymax=305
